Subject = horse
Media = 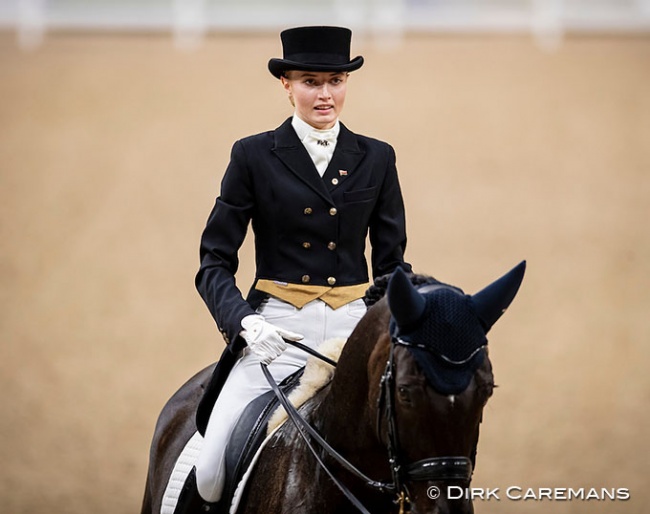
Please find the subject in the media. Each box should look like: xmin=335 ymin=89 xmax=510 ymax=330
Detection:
xmin=141 ymin=262 xmax=525 ymax=514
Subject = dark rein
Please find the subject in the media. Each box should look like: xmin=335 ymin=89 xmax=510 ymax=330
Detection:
xmin=261 ymin=333 xmax=474 ymax=514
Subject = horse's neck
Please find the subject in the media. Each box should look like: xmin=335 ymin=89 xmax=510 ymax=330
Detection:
xmin=317 ymin=307 xmax=391 ymax=453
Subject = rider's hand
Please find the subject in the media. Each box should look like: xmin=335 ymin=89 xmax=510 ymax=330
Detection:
xmin=240 ymin=314 xmax=304 ymax=365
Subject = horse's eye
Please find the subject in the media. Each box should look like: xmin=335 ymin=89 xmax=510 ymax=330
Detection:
xmin=397 ymin=386 xmax=412 ymax=403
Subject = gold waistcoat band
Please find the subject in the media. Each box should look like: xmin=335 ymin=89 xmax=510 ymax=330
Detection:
xmin=255 ymin=279 xmax=369 ymax=309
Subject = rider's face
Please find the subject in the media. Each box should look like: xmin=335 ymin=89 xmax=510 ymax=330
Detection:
xmin=281 ymin=71 xmax=348 ymax=130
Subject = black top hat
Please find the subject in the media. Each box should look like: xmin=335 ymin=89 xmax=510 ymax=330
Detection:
xmin=268 ymin=26 xmax=364 ymax=79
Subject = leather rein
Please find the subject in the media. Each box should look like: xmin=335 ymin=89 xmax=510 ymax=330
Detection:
xmin=261 ymin=334 xmax=473 ymax=514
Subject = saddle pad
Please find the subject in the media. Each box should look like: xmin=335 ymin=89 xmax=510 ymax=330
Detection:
xmin=161 ymin=431 xmax=204 ymax=514
xmin=159 ymin=428 xmax=282 ymax=514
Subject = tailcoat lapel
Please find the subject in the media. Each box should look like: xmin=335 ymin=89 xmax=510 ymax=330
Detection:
xmin=322 ymin=122 xmax=366 ymax=192
xmin=271 ymin=118 xmax=367 ymax=201
xmin=272 ymin=118 xmax=332 ymax=205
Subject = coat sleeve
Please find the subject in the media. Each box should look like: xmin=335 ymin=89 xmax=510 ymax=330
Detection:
xmin=195 ymin=140 xmax=257 ymax=348
xmin=368 ymin=144 xmax=412 ymax=279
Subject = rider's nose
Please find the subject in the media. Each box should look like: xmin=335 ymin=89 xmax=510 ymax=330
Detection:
xmin=319 ymin=84 xmax=331 ymax=98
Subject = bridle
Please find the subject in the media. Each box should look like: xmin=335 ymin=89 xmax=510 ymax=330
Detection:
xmin=262 ymin=323 xmax=475 ymax=514
xmin=377 ymin=337 xmax=474 ymax=512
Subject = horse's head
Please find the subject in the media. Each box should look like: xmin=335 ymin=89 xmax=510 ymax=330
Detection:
xmin=378 ymin=262 xmax=526 ymax=514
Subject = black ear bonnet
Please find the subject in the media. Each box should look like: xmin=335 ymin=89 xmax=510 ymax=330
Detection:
xmin=390 ymin=287 xmax=487 ymax=395
xmin=387 ymin=261 xmax=526 ymax=396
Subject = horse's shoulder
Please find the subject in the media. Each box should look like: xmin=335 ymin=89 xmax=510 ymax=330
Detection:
xmin=152 ymin=364 xmax=214 ymax=444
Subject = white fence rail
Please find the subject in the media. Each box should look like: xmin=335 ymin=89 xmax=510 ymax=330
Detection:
xmin=2 ymin=0 xmax=649 ymax=49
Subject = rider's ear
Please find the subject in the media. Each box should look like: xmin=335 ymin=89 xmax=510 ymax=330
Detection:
xmin=470 ymin=261 xmax=526 ymax=333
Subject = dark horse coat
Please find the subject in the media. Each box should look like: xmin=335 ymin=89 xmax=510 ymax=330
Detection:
xmin=194 ymin=117 xmax=411 ymax=434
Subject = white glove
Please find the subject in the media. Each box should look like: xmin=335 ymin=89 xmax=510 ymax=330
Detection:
xmin=240 ymin=314 xmax=303 ymax=365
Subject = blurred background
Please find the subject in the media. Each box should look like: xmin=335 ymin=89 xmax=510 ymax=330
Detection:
xmin=1 ymin=1 xmax=649 ymax=513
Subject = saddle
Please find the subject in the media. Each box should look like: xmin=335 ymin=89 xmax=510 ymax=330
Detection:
xmin=219 ymin=367 xmax=305 ymax=512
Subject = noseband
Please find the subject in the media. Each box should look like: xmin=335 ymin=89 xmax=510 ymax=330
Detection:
xmin=263 ymin=328 xmax=474 ymax=514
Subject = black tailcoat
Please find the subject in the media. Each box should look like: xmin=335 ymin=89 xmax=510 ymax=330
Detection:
xmin=195 ymin=118 xmax=411 ymax=434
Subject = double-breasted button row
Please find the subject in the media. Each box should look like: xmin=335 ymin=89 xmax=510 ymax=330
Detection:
xmin=303 ymin=206 xmax=338 ymax=216
xmin=300 ymin=206 xmax=338 ymax=284
xmin=302 ymin=241 xmax=336 ymax=251
xmin=301 ymin=275 xmax=336 ymax=285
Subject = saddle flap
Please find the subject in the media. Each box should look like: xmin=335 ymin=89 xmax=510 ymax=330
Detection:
xmin=222 ymin=367 xmax=305 ymax=506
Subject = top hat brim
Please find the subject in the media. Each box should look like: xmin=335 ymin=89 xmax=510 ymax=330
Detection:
xmin=268 ymin=56 xmax=364 ymax=79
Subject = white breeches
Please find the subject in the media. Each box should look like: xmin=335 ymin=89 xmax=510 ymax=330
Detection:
xmin=195 ymin=297 xmax=366 ymax=502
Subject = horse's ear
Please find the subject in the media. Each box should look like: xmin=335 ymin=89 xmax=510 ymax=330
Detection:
xmin=471 ymin=260 xmax=526 ymax=333
xmin=387 ymin=267 xmax=426 ymax=330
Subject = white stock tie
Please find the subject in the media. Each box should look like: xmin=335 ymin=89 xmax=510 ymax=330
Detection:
xmin=307 ymin=130 xmax=337 ymax=176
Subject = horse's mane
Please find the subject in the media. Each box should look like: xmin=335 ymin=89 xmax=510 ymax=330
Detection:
xmin=364 ymin=272 xmax=442 ymax=307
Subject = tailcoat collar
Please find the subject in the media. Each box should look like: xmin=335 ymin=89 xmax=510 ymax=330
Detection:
xmin=272 ymin=117 xmax=365 ymax=203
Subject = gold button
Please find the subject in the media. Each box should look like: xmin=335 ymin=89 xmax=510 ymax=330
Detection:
xmin=327 ymin=276 xmax=336 ymax=286
xmin=327 ymin=242 xmax=337 ymax=250
xmin=329 ymin=207 xmax=338 ymax=216
xmin=302 ymin=275 xmax=310 ymax=283
xmin=304 ymin=207 xmax=312 ymax=215
xmin=302 ymin=242 xmax=311 ymax=249
xmin=331 ymin=178 xmax=339 ymax=185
